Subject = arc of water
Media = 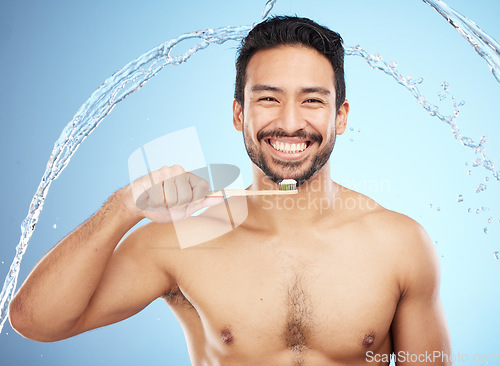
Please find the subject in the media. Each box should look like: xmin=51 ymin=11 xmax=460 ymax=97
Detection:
xmin=422 ymin=0 xmax=500 ymax=83
xmin=261 ymin=0 xmax=278 ymax=19
xmin=0 ymin=23 xmax=252 ymax=333
xmin=347 ymin=45 xmax=498 ymax=181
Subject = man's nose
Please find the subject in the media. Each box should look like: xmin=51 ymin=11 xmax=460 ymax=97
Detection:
xmin=276 ymin=102 xmax=306 ymax=132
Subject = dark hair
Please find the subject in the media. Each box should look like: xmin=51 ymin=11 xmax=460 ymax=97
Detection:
xmin=235 ymin=15 xmax=345 ymax=111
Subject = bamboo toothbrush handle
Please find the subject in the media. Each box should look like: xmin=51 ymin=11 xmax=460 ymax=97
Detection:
xmin=206 ymin=189 xmax=298 ymax=197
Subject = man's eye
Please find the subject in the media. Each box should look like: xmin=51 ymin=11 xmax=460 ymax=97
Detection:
xmin=304 ymin=98 xmax=323 ymax=104
xmin=259 ymin=97 xmax=277 ymax=102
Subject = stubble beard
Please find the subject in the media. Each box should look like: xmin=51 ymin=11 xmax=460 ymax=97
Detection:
xmin=243 ymin=125 xmax=337 ymax=187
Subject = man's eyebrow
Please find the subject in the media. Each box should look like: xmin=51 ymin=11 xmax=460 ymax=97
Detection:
xmin=250 ymin=85 xmax=331 ymax=96
xmin=250 ymin=84 xmax=284 ymax=93
xmin=301 ymin=87 xmax=331 ymax=96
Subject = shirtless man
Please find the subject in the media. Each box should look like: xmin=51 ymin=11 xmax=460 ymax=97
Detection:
xmin=9 ymin=16 xmax=451 ymax=365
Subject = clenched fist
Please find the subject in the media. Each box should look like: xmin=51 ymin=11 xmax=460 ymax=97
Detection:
xmin=119 ymin=165 xmax=223 ymax=223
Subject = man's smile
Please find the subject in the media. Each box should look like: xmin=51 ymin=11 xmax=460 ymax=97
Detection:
xmin=264 ymin=137 xmax=314 ymax=160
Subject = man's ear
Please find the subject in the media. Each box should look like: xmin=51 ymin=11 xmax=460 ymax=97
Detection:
xmin=233 ymin=99 xmax=243 ymax=132
xmin=335 ymin=99 xmax=349 ymax=135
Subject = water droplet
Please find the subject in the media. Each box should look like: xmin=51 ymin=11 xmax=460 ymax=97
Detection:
xmin=440 ymin=81 xmax=449 ymax=92
xmin=467 ymin=170 xmax=472 ymax=175
xmin=488 ymin=217 xmax=493 ymax=224
xmin=481 ymin=206 xmax=488 ymax=211
xmin=436 ymin=207 xmax=441 ymax=212
xmin=1 ymin=261 xmax=4 ymax=264
xmin=349 ymin=138 xmax=353 ymax=142
xmin=494 ymin=252 xmax=500 ymax=260
xmin=438 ymin=93 xmax=446 ymax=101
xmin=475 ymin=183 xmax=487 ymax=193
xmin=52 ymin=224 xmax=57 ymax=229
xmin=483 ymin=227 xmax=488 ymax=234
xmin=465 ymin=162 xmax=469 ymax=166
xmin=467 ymin=208 xmax=472 ymax=213
xmin=472 ymin=159 xmax=482 ymax=167
xmin=457 ymin=194 xmax=464 ymax=202
xmin=350 ymin=127 xmax=354 ymax=131
xmin=357 ymin=129 xmax=361 ymax=133
xmin=429 ymin=204 xmax=433 ymax=208
xmin=388 ymin=61 xmax=398 ymax=69
xmin=484 ymin=176 xmax=489 ymax=182
xmin=475 ymin=209 xmax=481 ymax=214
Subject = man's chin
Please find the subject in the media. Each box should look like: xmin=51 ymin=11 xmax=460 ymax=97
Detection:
xmin=261 ymin=165 xmax=315 ymax=186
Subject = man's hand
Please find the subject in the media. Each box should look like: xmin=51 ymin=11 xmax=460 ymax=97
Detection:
xmin=120 ymin=165 xmax=223 ymax=224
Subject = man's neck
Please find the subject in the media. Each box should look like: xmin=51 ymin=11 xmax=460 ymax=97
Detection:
xmin=245 ymin=164 xmax=342 ymax=232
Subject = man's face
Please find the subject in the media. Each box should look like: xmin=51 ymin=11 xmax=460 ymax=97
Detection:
xmin=233 ymin=45 xmax=348 ymax=186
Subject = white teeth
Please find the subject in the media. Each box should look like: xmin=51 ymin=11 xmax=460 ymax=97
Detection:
xmin=271 ymin=140 xmax=307 ymax=153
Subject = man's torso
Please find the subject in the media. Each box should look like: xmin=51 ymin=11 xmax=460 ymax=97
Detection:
xmin=146 ymin=188 xmax=407 ymax=365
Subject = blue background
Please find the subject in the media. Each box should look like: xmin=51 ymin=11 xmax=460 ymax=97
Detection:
xmin=0 ymin=0 xmax=499 ymax=364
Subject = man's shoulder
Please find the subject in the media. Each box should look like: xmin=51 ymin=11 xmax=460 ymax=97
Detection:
xmin=337 ymin=186 xmax=434 ymax=253
xmin=337 ymin=188 xmax=440 ymax=293
xmin=363 ymin=203 xmax=433 ymax=254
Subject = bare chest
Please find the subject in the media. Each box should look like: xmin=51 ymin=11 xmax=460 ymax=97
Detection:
xmin=165 ymin=229 xmax=399 ymax=362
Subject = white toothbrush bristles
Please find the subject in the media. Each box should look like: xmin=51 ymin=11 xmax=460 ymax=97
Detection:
xmin=279 ymin=179 xmax=297 ymax=191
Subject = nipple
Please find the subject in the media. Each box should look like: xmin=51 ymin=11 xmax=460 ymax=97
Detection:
xmin=362 ymin=333 xmax=375 ymax=347
xmin=221 ymin=329 xmax=234 ymax=345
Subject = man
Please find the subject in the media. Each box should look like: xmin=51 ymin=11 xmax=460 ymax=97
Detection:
xmin=9 ymin=16 xmax=451 ymax=365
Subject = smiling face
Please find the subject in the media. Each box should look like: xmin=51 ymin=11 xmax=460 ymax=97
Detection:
xmin=233 ymin=45 xmax=349 ymax=186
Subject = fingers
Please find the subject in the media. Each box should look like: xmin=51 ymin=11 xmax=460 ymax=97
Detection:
xmin=172 ymin=171 xmax=193 ymax=206
xmin=148 ymin=180 xmax=165 ymax=208
xmin=132 ymin=165 xmax=214 ymax=211
xmin=188 ymin=172 xmax=210 ymax=202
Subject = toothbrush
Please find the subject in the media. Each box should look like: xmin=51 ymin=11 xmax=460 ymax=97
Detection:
xmin=206 ymin=179 xmax=298 ymax=197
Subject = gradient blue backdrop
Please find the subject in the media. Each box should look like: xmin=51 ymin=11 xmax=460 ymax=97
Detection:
xmin=0 ymin=0 xmax=499 ymax=365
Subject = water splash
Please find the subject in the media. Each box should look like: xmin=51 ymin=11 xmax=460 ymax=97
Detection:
xmin=475 ymin=183 xmax=488 ymax=193
xmin=346 ymin=44 xmax=498 ymax=182
xmin=1 ymin=0 xmax=499 ymax=333
xmin=423 ymin=0 xmax=500 ymax=83
xmin=0 ymin=23 xmax=252 ymax=333
xmin=261 ymin=0 xmax=278 ymax=19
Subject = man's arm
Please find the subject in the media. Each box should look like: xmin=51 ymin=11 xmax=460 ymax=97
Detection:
xmin=8 ymin=166 xmax=218 ymax=342
xmin=391 ymin=221 xmax=452 ymax=365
